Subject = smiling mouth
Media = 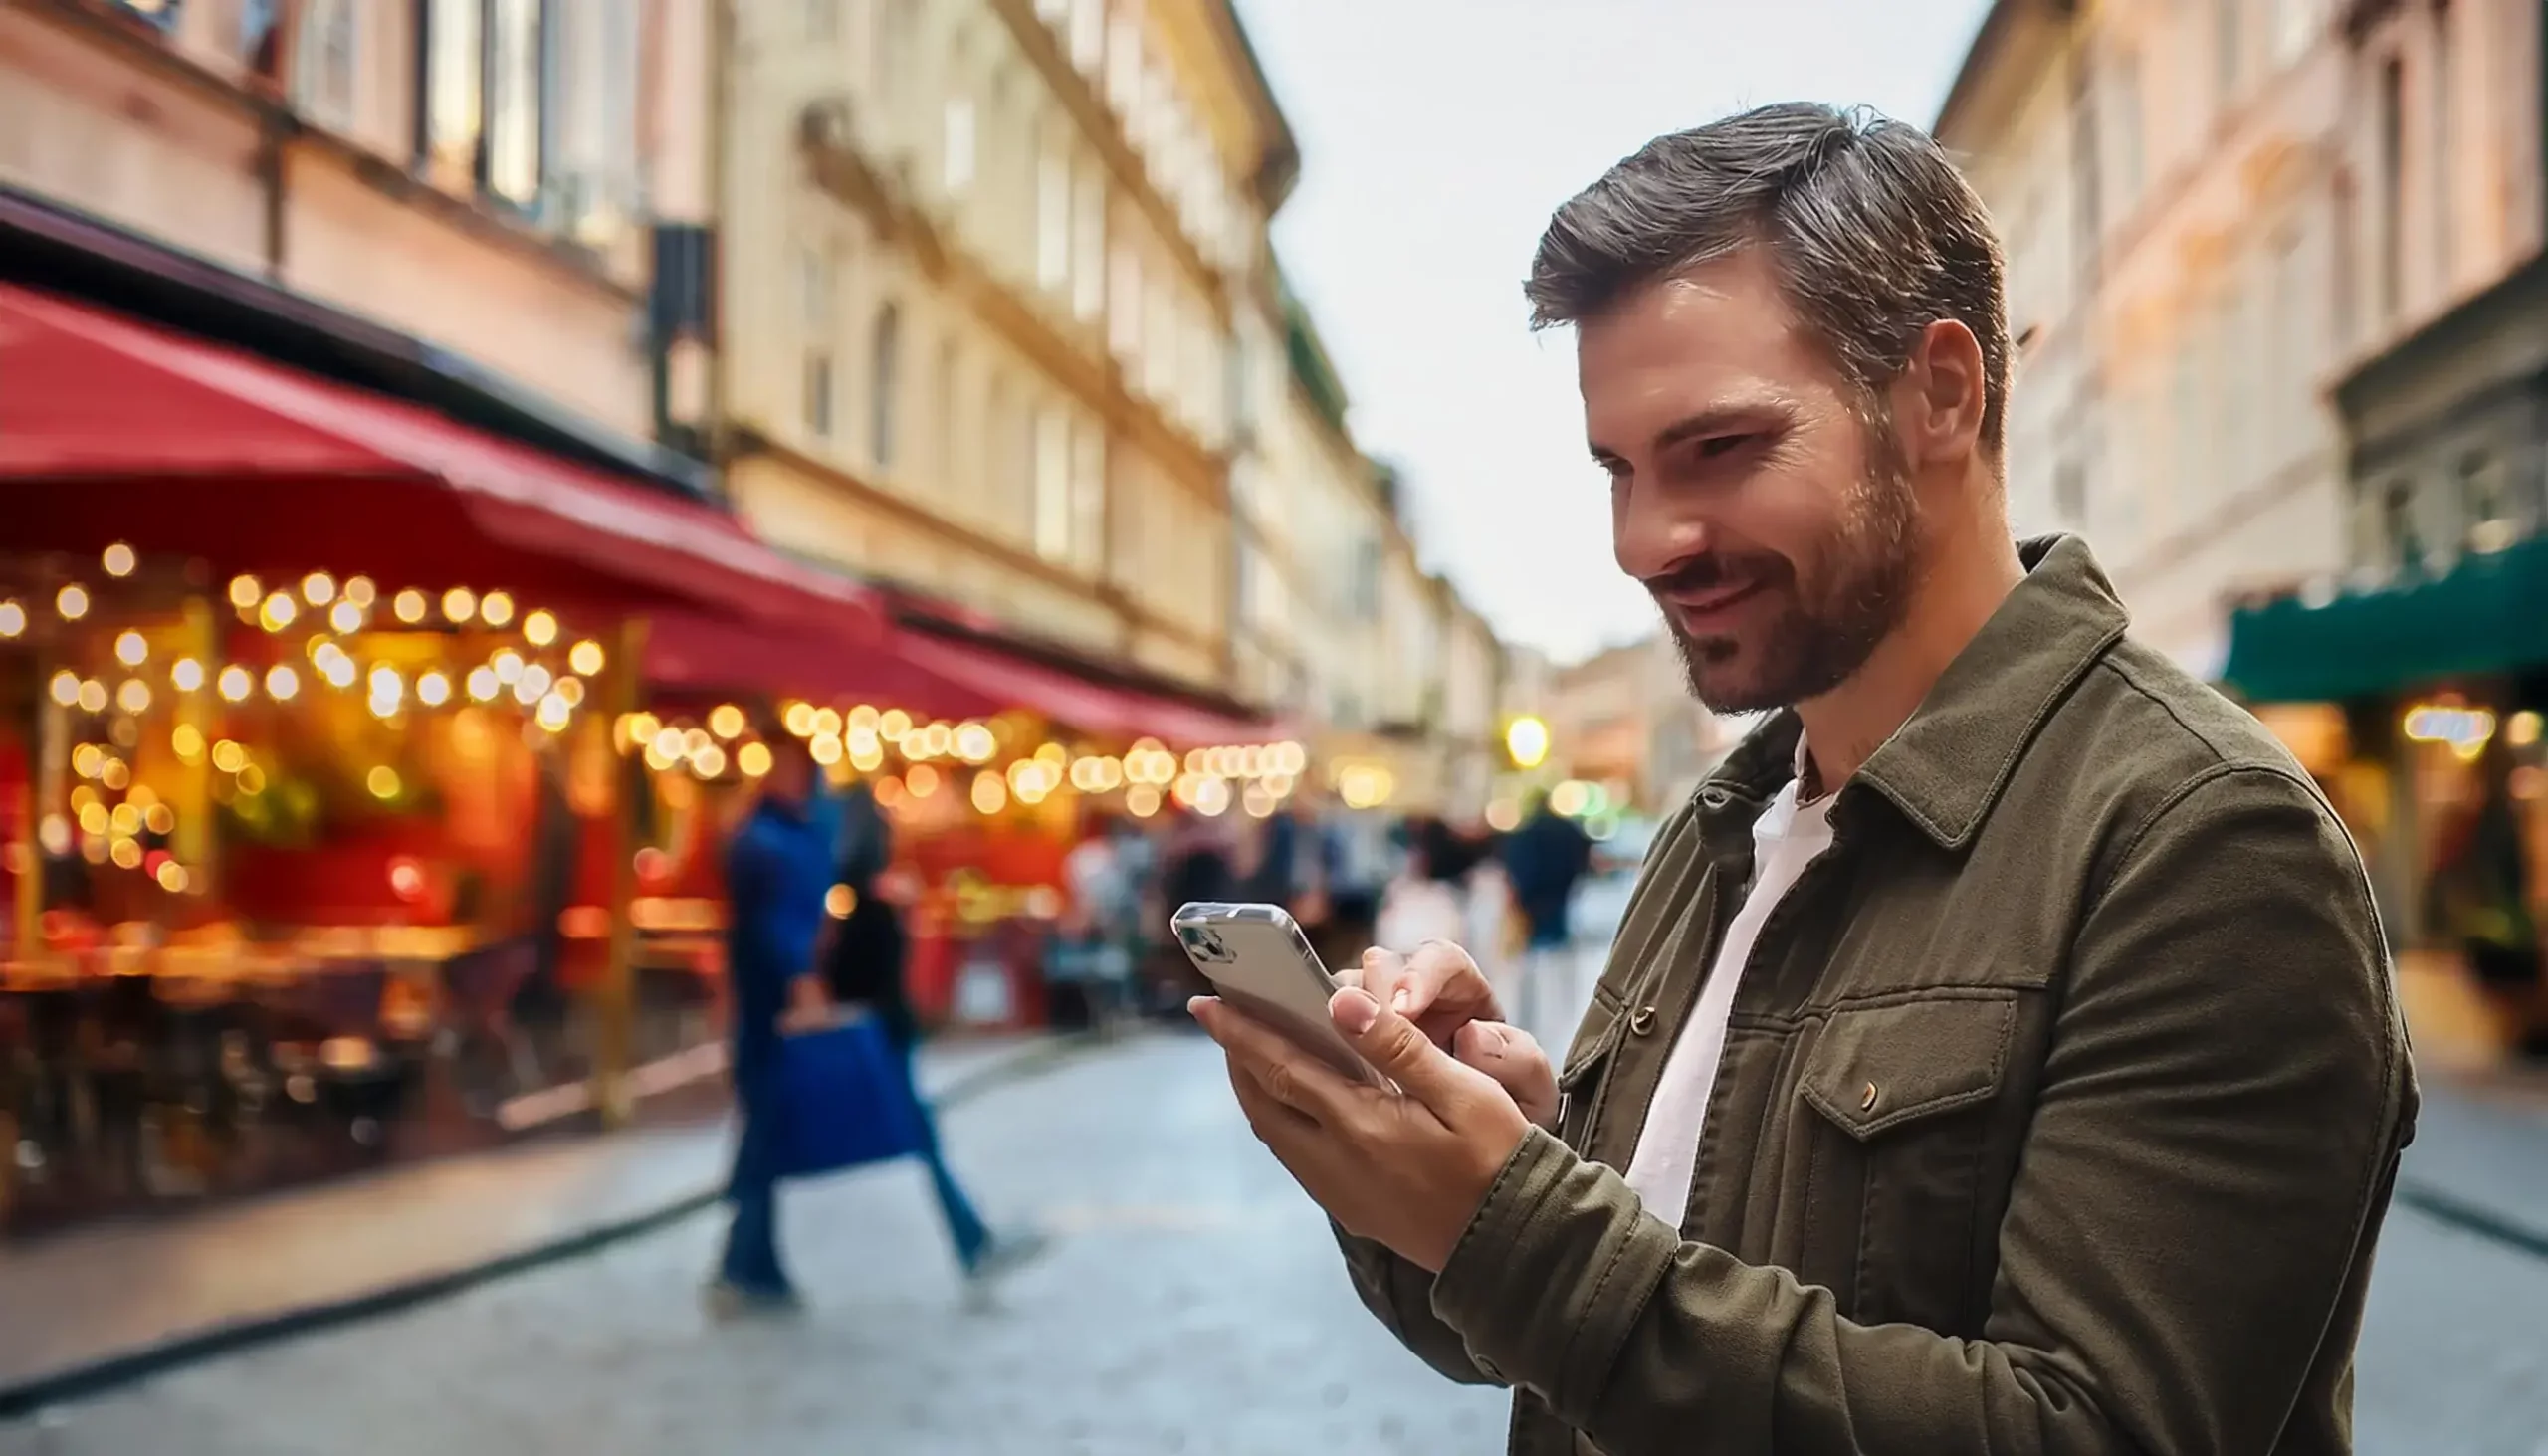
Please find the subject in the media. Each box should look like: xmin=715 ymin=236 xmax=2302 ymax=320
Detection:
xmin=1663 ymin=578 xmax=1768 ymax=628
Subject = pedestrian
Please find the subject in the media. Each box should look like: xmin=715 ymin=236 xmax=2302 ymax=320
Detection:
xmin=1498 ymin=787 xmax=1592 ymax=1038
xmin=1188 ymin=103 xmax=2414 ymax=1455
xmin=822 ymin=779 xmax=1049 ymax=1289
xmin=1374 ymin=817 xmax=1470 ymax=955
xmin=709 ymin=725 xmax=835 ymax=1315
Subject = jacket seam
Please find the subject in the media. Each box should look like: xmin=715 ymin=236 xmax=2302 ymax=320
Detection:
xmin=1552 ymin=1196 xmax=1644 ymax=1416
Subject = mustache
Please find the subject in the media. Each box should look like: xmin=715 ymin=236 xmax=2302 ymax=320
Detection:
xmin=1641 ymin=551 xmax=1789 ymax=597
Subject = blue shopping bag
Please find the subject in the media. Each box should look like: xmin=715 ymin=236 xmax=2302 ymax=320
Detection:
xmin=771 ymin=1012 xmax=931 ymax=1180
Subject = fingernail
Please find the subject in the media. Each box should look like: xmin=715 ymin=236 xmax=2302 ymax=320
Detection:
xmin=1185 ymin=996 xmax=1211 ymax=1020
xmin=1391 ymin=988 xmax=1412 ymax=1012
xmin=1334 ymin=988 xmax=1380 ymax=1036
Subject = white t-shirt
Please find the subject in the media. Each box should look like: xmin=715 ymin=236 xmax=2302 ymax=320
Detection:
xmin=1621 ymin=766 xmax=1835 ymax=1226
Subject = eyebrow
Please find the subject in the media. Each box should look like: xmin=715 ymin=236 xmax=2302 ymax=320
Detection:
xmin=1588 ymin=394 xmax=1801 ymax=467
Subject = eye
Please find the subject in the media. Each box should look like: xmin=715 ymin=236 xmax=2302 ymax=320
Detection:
xmin=1696 ymin=433 xmax=1756 ymax=460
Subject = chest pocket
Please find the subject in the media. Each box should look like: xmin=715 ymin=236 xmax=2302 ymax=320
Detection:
xmin=1554 ymin=985 xmax=1628 ymax=1149
xmin=1794 ymin=991 xmax=2017 ymax=1334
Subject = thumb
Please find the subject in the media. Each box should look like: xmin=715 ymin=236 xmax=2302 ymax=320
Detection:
xmin=1331 ymin=986 xmax=1479 ymax=1109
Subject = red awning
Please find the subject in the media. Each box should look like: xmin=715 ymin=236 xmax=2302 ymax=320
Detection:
xmin=642 ymin=610 xmax=1001 ymax=716
xmin=887 ymin=627 xmax=1273 ymax=746
xmin=0 ymin=283 xmax=878 ymax=634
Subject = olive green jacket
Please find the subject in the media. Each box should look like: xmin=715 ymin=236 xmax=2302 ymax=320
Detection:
xmin=1340 ymin=536 xmax=2417 ymax=1455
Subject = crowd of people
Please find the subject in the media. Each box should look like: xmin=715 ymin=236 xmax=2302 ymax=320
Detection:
xmin=1046 ymin=792 xmax=1597 ymax=1035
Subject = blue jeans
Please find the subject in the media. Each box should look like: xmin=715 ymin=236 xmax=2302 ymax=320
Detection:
xmin=719 ymin=1042 xmax=991 ymax=1286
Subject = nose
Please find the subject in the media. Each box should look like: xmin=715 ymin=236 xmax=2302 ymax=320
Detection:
xmin=1612 ymin=475 xmax=1715 ymax=585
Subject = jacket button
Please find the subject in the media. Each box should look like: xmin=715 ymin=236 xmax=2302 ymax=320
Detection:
xmin=1859 ymin=1081 xmax=1880 ymax=1113
xmin=1629 ymin=1006 xmax=1657 ymax=1035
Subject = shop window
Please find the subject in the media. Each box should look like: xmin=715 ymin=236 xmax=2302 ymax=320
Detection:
xmin=870 ymin=305 xmax=902 ymax=471
xmin=2384 ymin=479 xmax=2422 ymax=568
xmin=2461 ymin=451 xmax=2514 ymax=550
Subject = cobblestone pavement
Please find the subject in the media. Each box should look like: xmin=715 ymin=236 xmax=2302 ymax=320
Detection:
xmin=2 ymin=944 xmax=2545 ymax=1453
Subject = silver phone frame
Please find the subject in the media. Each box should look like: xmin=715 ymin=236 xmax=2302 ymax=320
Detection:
xmin=1170 ymin=901 xmax=1381 ymax=1086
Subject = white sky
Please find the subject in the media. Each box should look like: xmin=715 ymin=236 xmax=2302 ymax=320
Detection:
xmin=1235 ymin=0 xmax=1996 ymax=662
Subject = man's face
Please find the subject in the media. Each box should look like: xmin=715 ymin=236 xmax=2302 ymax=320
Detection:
xmin=1582 ymin=250 xmax=1920 ymax=714
xmin=761 ymin=742 xmax=815 ymax=806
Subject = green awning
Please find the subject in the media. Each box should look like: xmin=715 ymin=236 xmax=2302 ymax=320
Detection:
xmin=2223 ymin=533 xmax=2548 ymax=704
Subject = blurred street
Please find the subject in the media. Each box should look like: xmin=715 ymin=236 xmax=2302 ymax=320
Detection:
xmin=3 ymin=880 xmax=2544 ymax=1456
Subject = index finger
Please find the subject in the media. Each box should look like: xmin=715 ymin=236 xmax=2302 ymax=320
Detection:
xmin=1392 ymin=939 xmax=1480 ymax=1018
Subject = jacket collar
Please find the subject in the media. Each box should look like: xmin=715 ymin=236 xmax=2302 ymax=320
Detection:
xmin=1692 ymin=534 xmax=2129 ymax=856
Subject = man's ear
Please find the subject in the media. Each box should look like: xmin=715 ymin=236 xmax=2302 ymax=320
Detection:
xmin=1888 ymin=318 xmax=1988 ymax=471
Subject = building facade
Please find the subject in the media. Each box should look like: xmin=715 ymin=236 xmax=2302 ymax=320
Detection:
xmin=1940 ymin=0 xmax=2361 ymax=673
xmin=716 ymin=0 xmax=1294 ymax=699
xmin=0 ymin=0 xmax=699 ymax=448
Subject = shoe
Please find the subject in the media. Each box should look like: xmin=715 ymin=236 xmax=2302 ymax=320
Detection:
xmin=961 ymin=1225 xmax=1054 ymax=1289
xmin=704 ymin=1277 xmax=804 ymax=1320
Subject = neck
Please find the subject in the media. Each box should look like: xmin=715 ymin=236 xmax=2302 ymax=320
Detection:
xmin=1797 ymin=512 xmax=2023 ymax=788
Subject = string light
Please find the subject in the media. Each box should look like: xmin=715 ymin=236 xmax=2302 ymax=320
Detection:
xmin=906 ymin=763 xmax=941 ymax=798
xmin=443 ymin=587 xmax=478 ymax=623
xmin=970 ymin=770 xmax=1008 ymax=814
xmin=171 ymin=725 xmax=206 ymax=763
xmin=368 ymin=766 xmax=402 ymax=800
xmin=229 ymin=575 xmax=263 ymax=610
xmin=479 ymin=591 xmax=516 ymax=627
xmin=102 ymin=543 xmax=136 ymax=577
xmin=345 ymin=577 xmax=377 ymax=608
xmin=302 ymin=572 xmax=337 ymax=606
xmin=116 ymin=679 xmax=151 ymax=715
xmin=211 ymin=740 xmax=248 ymax=774
xmin=493 ymin=650 xmax=524 ymax=685
xmin=710 ymin=705 xmax=745 ymax=739
xmin=568 ymin=640 xmax=604 ymax=675
xmin=812 ymin=707 xmax=843 ymax=737
xmin=523 ymin=609 xmax=558 ymax=647
xmin=329 ymin=600 xmax=364 ymax=633
xmin=467 ymin=667 xmax=500 ymax=702
xmin=536 ymin=694 xmax=572 ymax=732
xmin=738 ymin=741 xmax=773 ymax=777
xmin=114 ymin=631 xmax=147 ymax=666
xmin=394 ymin=589 xmax=428 ymax=624
xmin=0 ymin=601 xmax=22 ymax=638
xmin=155 ymin=861 xmax=189 ymax=893
xmin=266 ymin=664 xmax=301 ymax=701
xmin=218 ymin=665 xmax=254 ymax=702
xmin=76 ymin=680 xmax=107 ymax=714
xmin=171 ymin=658 xmax=205 ymax=692
xmin=56 ymin=584 xmax=89 ymax=620
xmin=260 ymin=593 xmax=298 ymax=631
xmin=49 ymin=671 xmax=80 ymax=707
xmin=418 ymin=671 xmax=452 ymax=707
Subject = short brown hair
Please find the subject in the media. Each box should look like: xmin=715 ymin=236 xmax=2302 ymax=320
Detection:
xmin=1527 ymin=103 xmax=2011 ymax=453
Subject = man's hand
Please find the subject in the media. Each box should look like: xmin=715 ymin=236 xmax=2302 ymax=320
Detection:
xmin=1191 ymin=985 xmax=1531 ymax=1274
xmin=1450 ymin=1019 xmax=1559 ymax=1128
xmin=779 ymin=973 xmax=835 ymax=1033
xmin=1347 ymin=942 xmax=1502 ymax=1051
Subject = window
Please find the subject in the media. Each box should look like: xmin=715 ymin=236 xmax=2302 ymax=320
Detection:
xmin=1033 ymin=408 xmax=1073 ymax=559
xmin=484 ymin=0 xmax=545 ymax=210
xmin=2433 ymin=0 xmax=2454 ymax=286
xmin=2384 ymin=480 xmax=2422 ymax=566
xmin=944 ymin=96 xmax=977 ymax=194
xmin=937 ymin=341 xmax=962 ymax=490
xmin=1072 ymin=162 xmax=1106 ymax=321
xmin=1068 ymin=0 xmax=1106 ymax=74
xmin=419 ymin=0 xmax=485 ymax=188
xmin=1037 ymin=151 xmax=1071 ymax=291
xmin=2112 ymin=49 xmax=2145 ymax=207
xmin=805 ymin=353 xmax=835 ymax=437
xmin=2217 ymin=0 xmax=2242 ymax=107
xmin=870 ymin=306 xmax=902 ymax=471
xmin=1072 ymin=420 xmax=1107 ymax=571
xmin=2068 ymin=55 xmax=2102 ymax=286
xmin=2461 ymin=451 xmax=2508 ymax=545
xmin=294 ymin=0 xmax=360 ymax=130
xmin=2378 ymin=56 xmax=2405 ymax=320
xmin=1107 ymin=245 xmax=1143 ymax=361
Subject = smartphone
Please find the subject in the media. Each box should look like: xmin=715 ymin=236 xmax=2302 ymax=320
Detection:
xmin=1171 ymin=902 xmax=1381 ymax=1085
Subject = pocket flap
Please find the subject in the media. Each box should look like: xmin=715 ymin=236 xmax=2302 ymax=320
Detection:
xmin=1800 ymin=993 xmax=2016 ymax=1142
xmin=1559 ymin=985 xmax=1626 ymax=1087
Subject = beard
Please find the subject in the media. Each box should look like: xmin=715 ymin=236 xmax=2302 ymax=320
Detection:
xmin=1661 ymin=430 xmax=1920 ymax=715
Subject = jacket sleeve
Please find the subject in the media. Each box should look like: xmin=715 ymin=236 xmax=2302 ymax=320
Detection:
xmin=1334 ymin=1224 xmax=1505 ymax=1387
xmin=1423 ymin=765 xmax=2415 ymax=1455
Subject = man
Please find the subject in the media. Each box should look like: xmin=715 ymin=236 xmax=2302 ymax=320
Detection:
xmin=1500 ymin=787 xmax=1594 ymax=1037
xmin=1190 ymin=103 xmax=2415 ymax=1455
xmin=712 ymin=727 xmax=835 ymax=1313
